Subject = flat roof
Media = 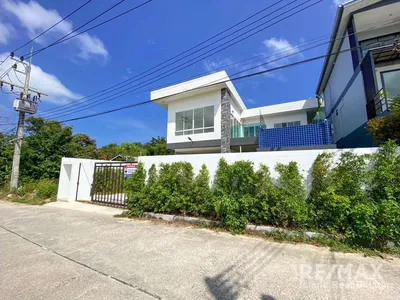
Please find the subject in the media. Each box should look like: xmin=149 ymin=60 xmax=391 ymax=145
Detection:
xmin=241 ymin=98 xmax=320 ymax=119
xmin=150 ymin=71 xmax=247 ymax=110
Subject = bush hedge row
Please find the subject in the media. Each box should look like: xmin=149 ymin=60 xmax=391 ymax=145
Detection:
xmin=125 ymin=141 xmax=400 ymax=248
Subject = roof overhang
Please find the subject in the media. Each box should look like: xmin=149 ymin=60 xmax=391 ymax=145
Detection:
xmin=150 ymin=71 xmax=247 ymax=111
xmin=241 ymin=98 xmax=321 ymax=119
xmin=316 ymin=0 xmax=384 ymax=95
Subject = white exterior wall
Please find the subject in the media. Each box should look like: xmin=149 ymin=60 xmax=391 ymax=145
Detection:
xmin=230 ymin=99 xmax=242 ymax=123
xmin=167 ymin=89 xmax=221 ymax=144
xmin=57 ymin=158 xmax=111 ymax=202
xmin=323 ymin=33 xmax=354 ymax=117
xmin=242 ymin=111 xmax=308 ymax=128
xmin=331 ymin=72 xmax=367 ymax=142
xmin=138 ymin=148 xmax=377 ymax=186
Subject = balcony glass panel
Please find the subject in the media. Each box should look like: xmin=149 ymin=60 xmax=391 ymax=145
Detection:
xmin=231 ymin=123 xmax=264 ymax=138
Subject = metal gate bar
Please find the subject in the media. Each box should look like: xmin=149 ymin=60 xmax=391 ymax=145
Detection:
xmin=91 ymin=162 xmax=132 ymax=207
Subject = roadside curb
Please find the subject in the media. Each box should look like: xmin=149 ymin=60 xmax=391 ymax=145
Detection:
xmin=142 ymin=212 xmax=325 ymax=240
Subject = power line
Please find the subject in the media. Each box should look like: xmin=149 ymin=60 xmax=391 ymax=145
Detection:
xmin=24 ymin=0 xmax=152 ymax=60
xmin=26 ymin=0 xmax=153 ymax=60
xmin=57 ymin=46 xmax=360 ymax=123
xmin=40 ymin=0 xmax=319 ymax=118
xmin=23 ymin=0 xmax=126 ymax=58
xmin=37 ymin=0 xmax=290 ymax=116
xmin=12 ymin=0 xmax=94 ymax=54
xmin=0 ymin=0 xmax=93 ymax=69
xmin=48 ymin=36 xmax=327 ymax=120
xmin=1 ymin=85 xmax=14 ymax=95
xmin=43 ymin=11 xmax=389 ymax=121
xmin=13 ymin=69 xmax=25 ymax=86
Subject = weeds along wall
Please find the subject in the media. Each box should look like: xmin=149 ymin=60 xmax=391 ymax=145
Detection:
xmin=138 ymin=148 xmax=377 ymax=189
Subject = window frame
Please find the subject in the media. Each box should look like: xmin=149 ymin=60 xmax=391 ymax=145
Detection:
xmin=175 ymin=106 xmax=214 ymax=136
xmin=380 ymin=68 xmax=400 ymax=100
xmin=274 ymin=121 xmax=301 ymax=128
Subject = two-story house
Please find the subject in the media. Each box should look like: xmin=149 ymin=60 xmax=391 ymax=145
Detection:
xmin=316 ymin=0 xmax=400 ymax=147
xmin=151 ymin=71 xmax=329 ymax=154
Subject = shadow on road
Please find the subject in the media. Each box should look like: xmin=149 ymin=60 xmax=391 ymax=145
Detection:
xmin=204 ymin=241 xmax=284 ymax=299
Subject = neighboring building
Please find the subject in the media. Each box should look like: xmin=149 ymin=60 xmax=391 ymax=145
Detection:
xmin=316 ymin=0 xmax=400 ymax=148
xmin=151 ymin=71 xmax=329 ymax=154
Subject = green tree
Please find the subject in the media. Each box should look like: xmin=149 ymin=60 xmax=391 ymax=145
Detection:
xmin=71 ymin=133 xmax=98 ymax=159
xmin=144 ymin=137 xmax=173 ymax=155
xmin=0 ymin=132 xmax=14 ymax=186
xmin=20 ymin=117 xmax=75 ymax=180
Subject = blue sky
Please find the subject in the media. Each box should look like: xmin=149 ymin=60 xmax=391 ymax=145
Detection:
xmin=0 ymin=0 xmax=345 ymax=146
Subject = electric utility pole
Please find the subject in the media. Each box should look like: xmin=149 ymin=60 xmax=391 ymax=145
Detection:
xmin=0 ymin=48 xmax=48 ymax=190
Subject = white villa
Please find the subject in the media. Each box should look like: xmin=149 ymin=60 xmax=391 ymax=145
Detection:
xmin=151 ymin=71 xmax=325 ymax=154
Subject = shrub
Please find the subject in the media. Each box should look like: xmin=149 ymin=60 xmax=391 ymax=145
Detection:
xmin=367 ymin=95 xmax=400 ymax=144
xmin=216 ymin=195 xmax=251 ymax=233
xmin=316 ymin=187 xmax=351 ymax=233
xmin=375 ymin=199 xmax=400 ymax=246
xmin=143 ymin=164 xmax=161 ymax=212
xmin=157 ymin=162 xmax=194 ymax=214
xmin=308 ymin=152 xmax=333 ymax=224
xmin=368 ymin=140 xmax=400 ymax=203
xmin=332 ymin=151 xmax=367 ymax=203
xmin=346 ymin=202 xmax=377 ymax=246
xmin=272 ymin=162 xmax=308 ymax=228
xmin=191 ymin=164 xmax=213 ymax=217
xmin=125 ymin=163 xmax=146 ymax=216
xmin=213 ymin=159 xmax=257 ymax=231
xmin=250 ymin=164 xmax=275 ymax=224
xmin=213 ymin=158 xmax=231 ymax=199
xmin=36 ymin=179 xmax=57 ymax=199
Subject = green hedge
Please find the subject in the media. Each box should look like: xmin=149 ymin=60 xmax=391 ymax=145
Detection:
xmin=125 ymin=141 xmax=400 ymax=247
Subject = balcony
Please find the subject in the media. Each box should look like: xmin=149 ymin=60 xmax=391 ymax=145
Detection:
xmin=366 ymin=89 xmax=390 ymax=120
xmin=231 ymin=123 xmax=265 ymax=138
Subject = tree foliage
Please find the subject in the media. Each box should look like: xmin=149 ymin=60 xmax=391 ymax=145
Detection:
xmin=367 ymin=96 xmax=400 ymax=144
xmin=0 ymin=117 xmax=172 ymax=187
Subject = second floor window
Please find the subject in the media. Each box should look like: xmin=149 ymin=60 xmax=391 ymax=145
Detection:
xmin=175 ymin=106 xmax=214 ymax=136
xmin=274 ymin=121 xmax=301 ymax=128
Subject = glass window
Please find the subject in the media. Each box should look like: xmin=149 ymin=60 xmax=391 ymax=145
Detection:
xmin=175 ymin=106 xmax=214 ymax=136
xmin=183 ymin=110 xmax=193 ymax=130
xmin=193 ymin=108 xmax=203 ymax=129
xmin=274 ymin=121 xmax=300 ymax=128
xmin=381 ymin=69 xmax=400 ymax=98
xmin=176 ymin=112 xmax=184 ymax=131
xmin=204 ymin=106 xmax=214 ymax=128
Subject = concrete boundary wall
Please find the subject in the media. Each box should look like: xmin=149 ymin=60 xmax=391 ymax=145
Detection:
xmin=138 ymin=148 xmax=378 ymax=187
xmin=57 ymin=158 xmax=112 ymax=202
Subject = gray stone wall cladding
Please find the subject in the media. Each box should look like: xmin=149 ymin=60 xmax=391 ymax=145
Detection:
xmin=220 ymin=88 xmax=231 ymax=153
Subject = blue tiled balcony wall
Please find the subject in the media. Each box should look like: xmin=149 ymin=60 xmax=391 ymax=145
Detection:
xmin=258 ymin=120 xmax=332 ymax=148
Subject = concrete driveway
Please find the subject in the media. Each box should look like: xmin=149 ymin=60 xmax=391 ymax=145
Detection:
xmin=1 ymin=201 xmax=399 ymax=300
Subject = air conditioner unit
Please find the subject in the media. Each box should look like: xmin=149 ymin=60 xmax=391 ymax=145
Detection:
xmin=13 ymin=98 xmax=38 ymax=114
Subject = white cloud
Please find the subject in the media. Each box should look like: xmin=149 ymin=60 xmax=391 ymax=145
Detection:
xmin=1 ymin=0 xmax=108 ymax=60
xmin=256 ymin=37 xmax=304 ymax=80
xmin=0 ymin=53 xmax=81 ymax=104
xmin=246 ymin=98 xmax=256 ymax=105
xmin=0 ymin=22 xmax=15 ymax=45
xmin=202 ymin=58 xmax=234 ymax=73
xmin=263 ymin=37 xmax=303 ymax=65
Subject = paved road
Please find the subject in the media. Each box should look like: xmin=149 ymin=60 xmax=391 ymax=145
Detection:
xmin=1 ymin=202 xmax=400 ymax=300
